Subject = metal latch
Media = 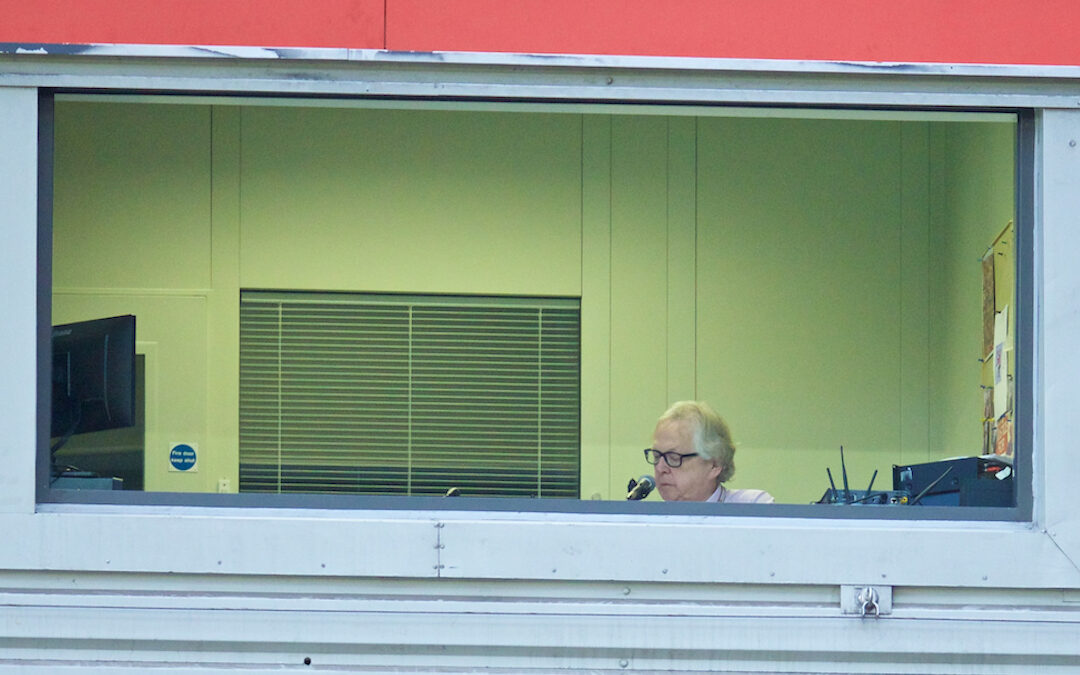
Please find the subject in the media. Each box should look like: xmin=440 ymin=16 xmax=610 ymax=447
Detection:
xmin=841 ymin=585 xmax=892 ymax=617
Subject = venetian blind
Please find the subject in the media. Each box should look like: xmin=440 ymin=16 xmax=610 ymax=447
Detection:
xmin=238 ymin=292 xmax=580 ymax=498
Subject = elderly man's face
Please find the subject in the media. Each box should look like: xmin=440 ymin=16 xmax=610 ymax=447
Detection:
xmin=651 ymin=420 xmax=723 ymax=502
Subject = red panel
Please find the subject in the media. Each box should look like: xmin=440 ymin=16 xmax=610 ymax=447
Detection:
xmin=4 ymin=0 xmax=1080 ymax=66
xmin=0 ymin=0 xmax=384 ymax=49
xmin=386 ymin=0 xmax=1080 ymax=66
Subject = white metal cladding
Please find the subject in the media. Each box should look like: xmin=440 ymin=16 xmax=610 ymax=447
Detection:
xmin=1 ymin=571 xmax=1079 ymax=673
xmin=238 ymin=292 xmax=580 ymax=497
xmin=0 ymin=86 xmax=37 ymax=513
xmin=3 ymin=50 xmax=1080 ymax=673
xmin=2 ymin=44 xmax=1080 ymax=108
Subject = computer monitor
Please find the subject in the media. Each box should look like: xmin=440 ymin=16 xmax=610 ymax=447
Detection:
xmin=51 ymin=314 xmax=137 ymax=440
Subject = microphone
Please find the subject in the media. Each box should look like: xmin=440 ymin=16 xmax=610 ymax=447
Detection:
xmin=626 ymin=475 xmax=656 ymax=501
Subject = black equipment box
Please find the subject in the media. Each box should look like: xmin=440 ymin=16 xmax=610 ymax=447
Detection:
xmin=892 ymin=456 xmax=1012 ymax=507
xmin=817 ymin=487 xmax=910 ymax=505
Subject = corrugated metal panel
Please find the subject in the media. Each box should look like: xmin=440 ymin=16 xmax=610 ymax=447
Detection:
xmin=239 ymin=293 xmax=580 ymax=498
xmin=2 ymin=572 xmax=1079 ymax=673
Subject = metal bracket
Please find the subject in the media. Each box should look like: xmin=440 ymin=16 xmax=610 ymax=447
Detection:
xmin=841 ymin=585 xmax=892 ymax=617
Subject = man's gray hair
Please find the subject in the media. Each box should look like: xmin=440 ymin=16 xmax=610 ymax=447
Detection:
xmin=657 ymin=400 xmax=736 ymax=483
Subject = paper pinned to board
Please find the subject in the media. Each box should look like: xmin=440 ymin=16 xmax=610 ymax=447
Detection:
xmin=982 ymin=252 xmax=995 ymax=358
xmin=993 ymin=305 xmax=1009 ymax=419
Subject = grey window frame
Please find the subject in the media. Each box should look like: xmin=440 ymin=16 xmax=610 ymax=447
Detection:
xmin=23 ymin=49 xmax=1036 ymax=525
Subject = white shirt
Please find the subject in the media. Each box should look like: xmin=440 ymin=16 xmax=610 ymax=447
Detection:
xmin=706 ymin=484 xmax=775 ymax=504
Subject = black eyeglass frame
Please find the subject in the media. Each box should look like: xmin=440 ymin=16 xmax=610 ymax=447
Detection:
xmin=644 ymin=448 xmax=699 ymax=468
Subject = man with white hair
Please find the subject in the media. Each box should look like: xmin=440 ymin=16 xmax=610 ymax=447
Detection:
xmin=645 ymin=400 xmax=774 ymax=503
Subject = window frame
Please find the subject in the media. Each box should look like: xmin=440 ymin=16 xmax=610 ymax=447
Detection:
xmin=35 ymin=90 xmax=1034 ymax=524
xmin=2 ymin=47 xmax=1077 ymax=591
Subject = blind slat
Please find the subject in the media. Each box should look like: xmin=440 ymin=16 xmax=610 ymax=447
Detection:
xmin=239 ymin=292 xmax=580 ymax=497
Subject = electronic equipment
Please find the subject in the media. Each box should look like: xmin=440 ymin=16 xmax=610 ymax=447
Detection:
xmin=818 ymin=487 xmax=911 ymax=505
xmin=817 ymin=447 xmax=1013 ymax=507
xmin=51 ymin=472 xmax=123 ymax=490
xmin=893 ymin=456 xmax=1013 ymax=507
xmin=50 ymin=315 xmax=138 ymax=488
xmin=816 ymin=446 xmax=910 ymax=505
xmin=52 ymin=314 xmax=137 ymax=438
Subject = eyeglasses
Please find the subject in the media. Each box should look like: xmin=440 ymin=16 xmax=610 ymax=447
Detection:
xmin=644 ymin=448 xmax=699 ymax=468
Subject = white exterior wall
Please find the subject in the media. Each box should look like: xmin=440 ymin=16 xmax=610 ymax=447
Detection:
xmin=2 ymin=50 xmax=1080 ymax=673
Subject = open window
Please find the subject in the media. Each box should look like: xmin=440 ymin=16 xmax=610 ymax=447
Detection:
xmin=41 ymin=94 xmax=1031 ymax=518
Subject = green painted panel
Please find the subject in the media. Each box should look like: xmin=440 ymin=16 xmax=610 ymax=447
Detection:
xmin=899 ymin=123 xmax=932 ymax=468
xmin=928 ymin=122 xmax=1016 ymax=459
xmin=666 ymin=117 xmax=698 ymax=405
xmin=579 ymin=115 xmax=614 ymax=500
xmin=53 ymin=102 xmax=213 ymax=290
xmin=206 ymin=106 xmax=243 ymax=492
xmin=239 ymin=107 xmax=583 ymax=296
xmin=607 ymin=116 xmax=673 ymax=497
xmin=52 ymin=294 xmax=211 ymax=493
xmin=695 ymin=117 xmax=907 ymax=503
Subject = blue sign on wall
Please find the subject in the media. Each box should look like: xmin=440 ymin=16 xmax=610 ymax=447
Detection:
xmin=169 ymin=443 xmax=197 ymax=472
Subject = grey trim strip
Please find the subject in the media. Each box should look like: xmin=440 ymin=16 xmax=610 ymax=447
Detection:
xmin=245 ymin=290 xmax=581 ymax=309
xmin=4 ymin=44 xmax=1080 ymax=109
xmin=35 ymin=91 xmax=53 ymax=502
xmin=1014 ymin=111 xmax=1036 ymax=522
xmin=41 ymin=487 xmax=1022 ymax=521
xmin=4 ymin=42 xmax=1080 ymax=79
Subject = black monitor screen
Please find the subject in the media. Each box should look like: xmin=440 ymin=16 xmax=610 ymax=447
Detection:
xmin=51 ymin=314 xmax=137 ymax=438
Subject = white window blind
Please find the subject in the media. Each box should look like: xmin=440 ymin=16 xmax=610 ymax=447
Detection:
xmin=239 ymin=292 xmax=580 ymax=498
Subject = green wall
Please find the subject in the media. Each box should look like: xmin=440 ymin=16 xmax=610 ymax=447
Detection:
xmin=53 ymin=102 xmax=215 ymax=490
xmin=928 ymin=122 xmax=1017 ymax=461
xmin=52 ymin=101 xmax=1016 ymax=502
xmin=695 ymin=118 xmax=913 ymax=501
xmin=239 ymin=106 xmax=583 ymax=295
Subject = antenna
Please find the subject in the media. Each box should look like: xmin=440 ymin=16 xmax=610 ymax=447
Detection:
xmin=840 ymin=445 xmax=851 ymax=503
xmin=819 ymin=447 xmax=907 ymax=506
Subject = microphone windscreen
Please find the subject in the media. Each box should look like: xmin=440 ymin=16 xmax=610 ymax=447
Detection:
xmin=626 ymin=475 xmax=656 ymax=500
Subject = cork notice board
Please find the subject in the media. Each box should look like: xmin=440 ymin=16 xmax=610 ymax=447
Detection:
xmin=981 ymin=221 xmax=1014 ymax=456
